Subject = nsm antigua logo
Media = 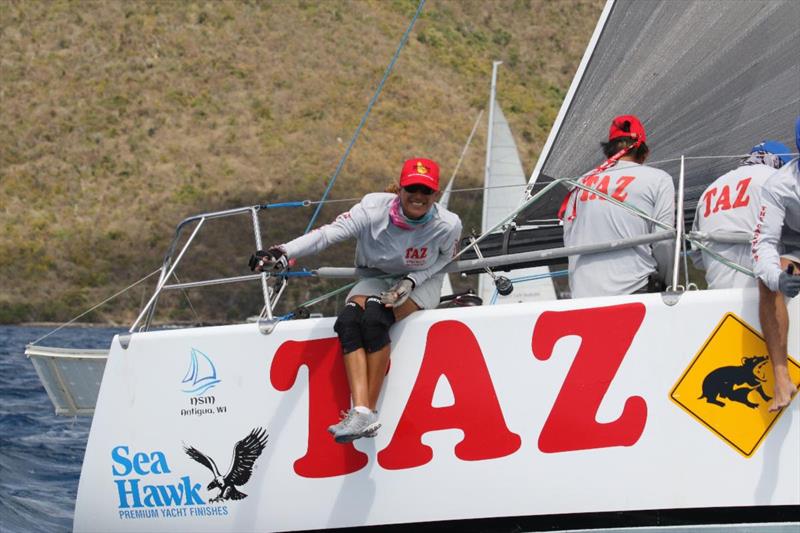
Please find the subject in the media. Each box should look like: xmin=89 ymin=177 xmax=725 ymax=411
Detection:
xmin=180 ymin=348 xmax=227 ymax=417
xmin=184 ymin=428 xmax=268 ymax=502
xmin=182 ymin=348 xmax=220 ymax=395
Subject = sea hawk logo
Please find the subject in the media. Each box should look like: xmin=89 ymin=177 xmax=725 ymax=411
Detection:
xmin=184 ymin=427 xmax=268 ymax=503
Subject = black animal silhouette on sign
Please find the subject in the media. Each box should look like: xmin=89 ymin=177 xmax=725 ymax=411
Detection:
xmin=699 ymin=355 xmax=772 ymax=408
xmin=184 ymin=427 xmax=268 ymax=503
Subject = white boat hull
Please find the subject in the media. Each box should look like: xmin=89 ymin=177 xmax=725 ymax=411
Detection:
xmin=74 ymin=289 xmax=799 ymax=531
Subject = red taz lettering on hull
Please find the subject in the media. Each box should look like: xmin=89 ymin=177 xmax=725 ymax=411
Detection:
xmin=270 ymin=338 xmax=368 ymax=477
xmin=378 ymin=321 xmax=521 ymax=470
xmin=532 ymin=303 xmax=648 ymax=453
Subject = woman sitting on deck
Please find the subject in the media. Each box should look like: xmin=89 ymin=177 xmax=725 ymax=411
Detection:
xmin=251 ymin=158 xmax=462 ymax=443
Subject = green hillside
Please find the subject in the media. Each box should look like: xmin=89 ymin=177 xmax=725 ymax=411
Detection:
xmin=0 ymin=0 xmax=602 ymax=325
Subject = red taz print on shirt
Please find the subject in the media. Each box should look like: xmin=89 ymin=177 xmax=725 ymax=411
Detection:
xmin=405 ymin=247 xmax=428 ymax=267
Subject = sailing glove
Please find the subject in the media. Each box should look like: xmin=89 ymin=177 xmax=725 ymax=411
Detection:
xmin=249 ymin=247 xmax=289 ymax=273
xmin=778 ymin=269 xmax=800 ymax=298
xmin=380 ymin=277 xmax=415 ymax=307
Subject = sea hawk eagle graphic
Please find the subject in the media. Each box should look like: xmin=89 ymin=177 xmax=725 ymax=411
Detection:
xmin=184 ymin=427 xmax=268 ymax=503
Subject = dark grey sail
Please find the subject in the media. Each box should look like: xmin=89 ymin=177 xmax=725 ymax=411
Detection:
xmin=470 ymin=0 xmax=800 ymax=268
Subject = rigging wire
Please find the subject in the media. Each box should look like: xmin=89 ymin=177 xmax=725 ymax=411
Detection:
xmin=303 ymin=0 xmax=427 ymax=234
xmin=441 ymin=109 xmax=485 ymax=234
xmin=28 ymin=268 xmax=162 ymax=347
xmin=259 ymin=153 xmax=800 ymax=211
xmin=296 ymin=280 xmax=359 ymax=310
xmin=171 ymin=272 xmax=201 ymax=324
xmin=303 ymin=182 xmax=529 ymax=207
xmin=444 ymin=109 xmax=485 ymax=193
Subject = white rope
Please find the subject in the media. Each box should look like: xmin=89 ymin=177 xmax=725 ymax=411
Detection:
xmin=28 ymin=268 xmax=161 ymax=346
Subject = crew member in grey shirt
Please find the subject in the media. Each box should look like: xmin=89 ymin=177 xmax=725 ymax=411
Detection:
xmin=251 ymin=158 xmax=462 ymax=441
xmin=561 ymin=115 xmax=675 ymax=298
xmin=690 ymin=140 xmax=792 ymax=289
xmin=752 ymin=117 xmax=800 ymax=411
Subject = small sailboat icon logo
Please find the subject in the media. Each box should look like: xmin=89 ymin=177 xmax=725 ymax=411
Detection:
xmin=182 ymin=348 xmax=221 ymax=396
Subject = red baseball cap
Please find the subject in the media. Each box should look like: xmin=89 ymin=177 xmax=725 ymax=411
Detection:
xmin=399 ymin=158 xmax=440 ymax=191
xmin=608 ymin=115 xmax=646 ymax=143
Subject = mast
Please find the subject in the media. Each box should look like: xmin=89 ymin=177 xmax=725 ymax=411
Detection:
xmin=482 ymin=60 xmax=502 ymax=233
xmin=479 ymin=61 xmax=503 ymax=301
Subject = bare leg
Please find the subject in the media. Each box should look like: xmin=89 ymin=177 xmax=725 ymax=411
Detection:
xmin=758 ymin=280 xmax=797 ymax=411
xmin=342 ymin=296 xmax=370 ymax=409
xmin=342 ymin=348 xmax=370 ymax=408
xmin=365 ymin=298 xmax=421 ymax=410
xmin=366 ymin=346 xmax=390 ymax=410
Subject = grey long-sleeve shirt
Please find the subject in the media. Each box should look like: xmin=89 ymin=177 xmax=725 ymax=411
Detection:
xmin=282 ymin=193 xmax=462 ymax=287
xmin=691 ymin=163 xmax=776 ymax=289
xmin=752 ymin=161 xmax=800 ymax=292
xmin=563 ymin=160 xmax=675 ymax=298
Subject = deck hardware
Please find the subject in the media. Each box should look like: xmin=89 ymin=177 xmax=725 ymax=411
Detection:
xmin=661 ymin=289 xmax=684 ymax=306
xmin=118 ymin=334 xmax=132 ymax=349
xmin=258 ymin=318 xmax=280 ymax=335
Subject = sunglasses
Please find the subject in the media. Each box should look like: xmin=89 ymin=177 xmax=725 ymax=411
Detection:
xmin=403 ymin=184 xmax=435 ymax=195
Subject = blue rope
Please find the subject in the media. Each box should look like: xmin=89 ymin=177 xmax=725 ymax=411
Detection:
xmin=507 ymin=270 xmax=569 ymax=284
xmin=272 ymin=270 xmax=315 ymax=278
xmin=260 ymin=201 xmax=309 ymax=209
xmin=303 ymin=0 xmax=427 ymax=234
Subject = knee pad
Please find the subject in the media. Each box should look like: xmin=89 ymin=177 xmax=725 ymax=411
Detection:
xmin=361 ymin=296 xmax=396 ymax=353
xmin=333 ymin=302 xmax=364 ymax=354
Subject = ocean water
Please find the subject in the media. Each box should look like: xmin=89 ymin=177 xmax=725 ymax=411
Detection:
xmin=0 ymin=325 xmax=125 ymax=533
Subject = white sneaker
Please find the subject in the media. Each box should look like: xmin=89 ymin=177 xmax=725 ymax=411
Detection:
xmin=362 ymin=411 xmax=380 ymax=438
xmin=327 ymin=409 xmax=355 ymax=435
xmin=334 ymin=410 xmax=380 ymax=443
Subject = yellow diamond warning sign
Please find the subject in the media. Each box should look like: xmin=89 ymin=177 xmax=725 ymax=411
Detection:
xmin=670 ymin=313 xmax=800 ymax=457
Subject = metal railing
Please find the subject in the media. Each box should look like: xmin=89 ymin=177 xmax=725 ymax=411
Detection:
xmin=128 ymin=205 xmax=747 ymax=333
xmin=130 ymin=205 xmax=277 ymax=332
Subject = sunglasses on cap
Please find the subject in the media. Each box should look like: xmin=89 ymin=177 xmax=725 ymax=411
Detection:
xmin=403 ymin=184 xmax=435 ymax=195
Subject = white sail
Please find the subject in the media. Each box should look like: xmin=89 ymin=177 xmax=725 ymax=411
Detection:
xmin=479 ymin=99 xmax=556 ymax=304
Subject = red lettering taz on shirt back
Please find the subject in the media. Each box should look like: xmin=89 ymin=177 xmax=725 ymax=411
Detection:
xmin=701 ymin=177 xmax=752 ymax=218
xmin=579 ymin=175 xmax=637 ymax=203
